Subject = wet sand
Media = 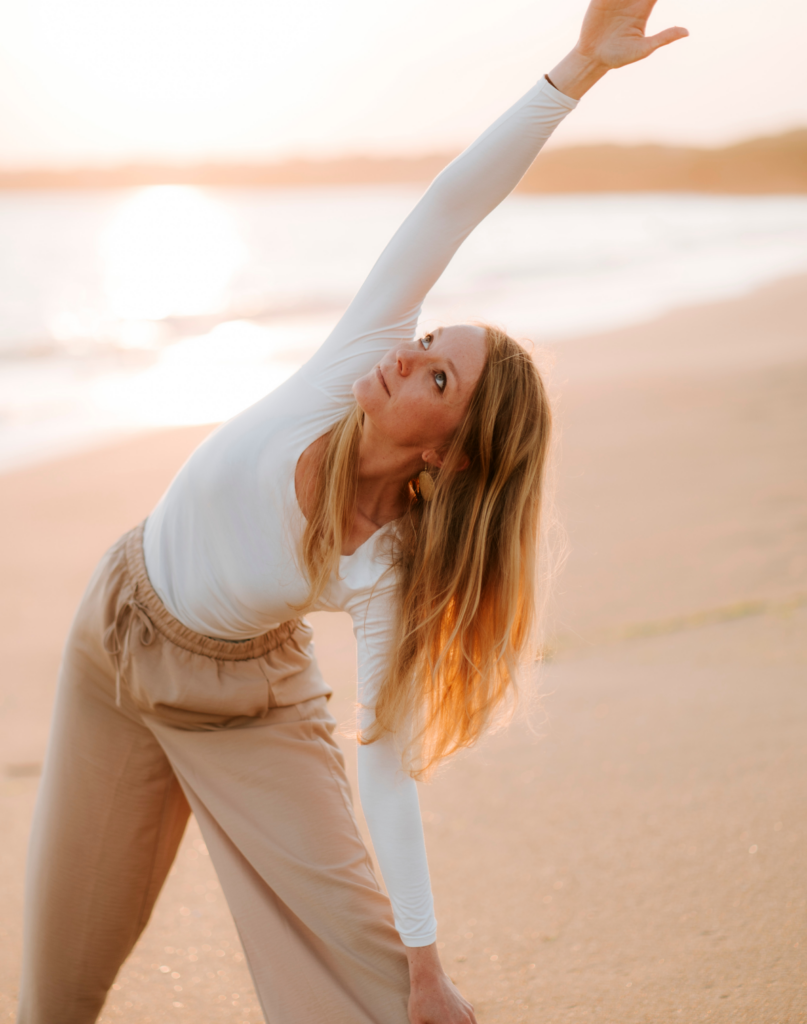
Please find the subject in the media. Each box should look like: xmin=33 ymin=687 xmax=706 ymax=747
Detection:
xmin=2 ymin=274 xmax=806 ymax=1023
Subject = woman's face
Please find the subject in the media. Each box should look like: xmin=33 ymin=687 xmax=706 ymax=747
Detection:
xmin=353 ymin=325 xmax=488 ymax=456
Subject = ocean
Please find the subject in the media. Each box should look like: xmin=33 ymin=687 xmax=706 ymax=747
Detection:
xmin=2 ymin=185 xmax=807 ymax=471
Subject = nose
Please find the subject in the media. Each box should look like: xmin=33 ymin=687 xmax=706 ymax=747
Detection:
xmin=395 ymin=343 xmax=419 ymax=376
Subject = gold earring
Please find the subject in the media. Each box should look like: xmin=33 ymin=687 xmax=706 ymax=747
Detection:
xmin=418 ymin=469 xmax=435 ymax=501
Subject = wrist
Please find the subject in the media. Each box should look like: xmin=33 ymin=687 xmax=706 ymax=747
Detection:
xmin=547 ymin=47 xmax=609 ymax=100
xmin=571 ymin=43 xmax=612 ymax=78
xmin=406 ymin=941 xmax=445 ymax=981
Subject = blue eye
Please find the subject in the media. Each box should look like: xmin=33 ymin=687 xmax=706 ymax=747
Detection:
xmin=420 ymin=333 xmax=434 ymax=350
xmin=434 ymin=370 xmax=447 ymax=392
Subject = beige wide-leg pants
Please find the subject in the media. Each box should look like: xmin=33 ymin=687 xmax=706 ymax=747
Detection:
xmin=17 ymin=524 xmax=410 ymax=1024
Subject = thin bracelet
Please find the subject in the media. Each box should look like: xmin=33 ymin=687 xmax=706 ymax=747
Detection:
xmin=544 ymin=73 xmax=558 ymax=90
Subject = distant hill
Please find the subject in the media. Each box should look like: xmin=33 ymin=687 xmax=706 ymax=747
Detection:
xmin=519 ymin=129 xmax=807 ymax=194
xmin=1 ymin=129 xmax=805 ymax=193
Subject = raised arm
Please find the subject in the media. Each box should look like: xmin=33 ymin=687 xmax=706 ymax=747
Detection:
xmin=302 ymin=79 xmax=576 ymax=400
xmin=303 ymin=4 xmax=686 ymax=407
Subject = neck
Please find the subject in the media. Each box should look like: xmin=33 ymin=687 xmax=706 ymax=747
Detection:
xmin=356 ymin=418 xmax=424 ymax=525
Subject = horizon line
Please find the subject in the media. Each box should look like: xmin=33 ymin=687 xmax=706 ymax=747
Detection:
xmin=0 ymin=126 xmax=805 ymax=177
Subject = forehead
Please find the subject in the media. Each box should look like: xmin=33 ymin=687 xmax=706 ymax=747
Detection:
xmin=436 ymin=323 xmax=487 ymax=350
xmin=434 ymin=324 xmax=487 ymax=387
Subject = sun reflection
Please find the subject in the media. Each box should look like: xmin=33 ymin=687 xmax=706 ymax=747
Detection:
xmin=101 ymin=186 xmax=245 ymax=321
xmin=91 ymin=320 xmax=301 ymax=426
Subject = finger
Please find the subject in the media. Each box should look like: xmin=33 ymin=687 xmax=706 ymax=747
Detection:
xmin=646 ymin=25 xmax=690 ymax=51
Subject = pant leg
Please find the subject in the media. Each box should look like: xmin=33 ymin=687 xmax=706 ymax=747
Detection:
xmin=17 ymin=589 xmax=190 ymax=1024
xmin=146 ymin=697 xmax=411 ymax=1024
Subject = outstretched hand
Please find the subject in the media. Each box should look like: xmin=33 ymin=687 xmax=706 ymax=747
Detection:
xmin=577 ymin=0 xmax=689 ymax=70
xmin=548 ymin=0 xmax=688 ymax=99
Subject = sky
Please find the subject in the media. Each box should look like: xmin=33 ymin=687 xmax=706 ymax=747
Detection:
xmin=0 ymin=0 xmax=805 ymax=168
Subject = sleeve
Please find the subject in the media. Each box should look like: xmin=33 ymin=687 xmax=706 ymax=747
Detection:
xmin=301 ymin=76 xmax=578 ymax=403
xmin=351 ymin=577 xmax=437 ymax=946
xmin=357 ymin=728 xmax=436 ymax=946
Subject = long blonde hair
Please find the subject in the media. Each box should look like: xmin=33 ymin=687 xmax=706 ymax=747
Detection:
xmin=299 ymin=326 xmax=553 ymax=777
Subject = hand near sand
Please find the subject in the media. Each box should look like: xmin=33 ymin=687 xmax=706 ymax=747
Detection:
xmin=549 ymin=0 xmax=689 ymax=99
xmin=408 ymin=971 xmax=477 ymax=1024
xmin=406 ymin=943 xmax=477 ymax=1024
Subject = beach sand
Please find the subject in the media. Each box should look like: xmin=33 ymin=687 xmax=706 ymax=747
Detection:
xmin=1 ymin=274 xmax=806 ymax=1023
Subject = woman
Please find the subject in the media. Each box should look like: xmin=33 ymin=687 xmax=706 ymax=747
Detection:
xmin=17 ymin=2 xmax=687 ymax=1022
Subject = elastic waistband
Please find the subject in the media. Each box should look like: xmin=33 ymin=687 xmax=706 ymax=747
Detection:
xmin=123 ymin=522 xmax=301 ymax=662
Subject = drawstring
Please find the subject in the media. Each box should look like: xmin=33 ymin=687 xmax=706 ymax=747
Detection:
xmin=103 ymin=588 xmax=156 ymax=706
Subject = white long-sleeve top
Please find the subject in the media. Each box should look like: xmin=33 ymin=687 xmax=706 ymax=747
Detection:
xmin=143 ymin=75 xmax=577 ymax=945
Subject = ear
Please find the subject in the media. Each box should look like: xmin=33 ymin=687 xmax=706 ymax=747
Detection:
xmin=422 ymin=448 xmax=470 ymax=471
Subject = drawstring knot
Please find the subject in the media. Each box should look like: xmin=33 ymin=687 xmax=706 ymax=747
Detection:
xmin=103 ymin=588 xmax=156 ymax=706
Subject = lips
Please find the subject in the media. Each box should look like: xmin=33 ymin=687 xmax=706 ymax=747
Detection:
xmin=376 ymin=366 xmax=390 ymax=396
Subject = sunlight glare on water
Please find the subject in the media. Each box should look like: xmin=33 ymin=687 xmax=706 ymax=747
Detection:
xmin=101 ymin=186 xmax=246 ymax=322
xmin=91 ymin=320 xmax=303 ymax=427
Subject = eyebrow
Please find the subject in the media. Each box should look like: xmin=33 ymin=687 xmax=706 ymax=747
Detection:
xmin=433 ymin=327 xmax=463 ymax=390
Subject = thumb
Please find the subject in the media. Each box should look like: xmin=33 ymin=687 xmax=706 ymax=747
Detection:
xmin=646 ymin=25 xmax=690 ymax=52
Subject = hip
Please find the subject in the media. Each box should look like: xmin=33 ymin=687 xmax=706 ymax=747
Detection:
xmin=65 ymin=522 xmax=332 ymax=729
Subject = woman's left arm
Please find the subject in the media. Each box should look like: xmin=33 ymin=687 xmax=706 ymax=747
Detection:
xmin=354 ymin=584 xmax=476 ymax=1020
xmin=357 ymin=699 xmax=478 ymax=1023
